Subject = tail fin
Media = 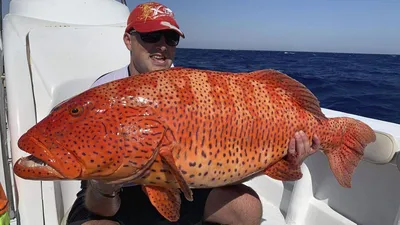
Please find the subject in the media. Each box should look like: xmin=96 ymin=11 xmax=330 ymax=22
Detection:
xmin=318 ymin=117 xmax=376 ymax=188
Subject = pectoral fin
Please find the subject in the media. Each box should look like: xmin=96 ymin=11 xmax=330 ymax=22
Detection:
xmin=143 ymin=185 xmax=181 ymax=222
xmin=160 ymin=143 xmax=193 ymax=201
xmin=264 ymin=159 xmax=303 ymax=181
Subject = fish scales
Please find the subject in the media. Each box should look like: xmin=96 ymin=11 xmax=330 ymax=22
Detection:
xmin=111 ymin=69 xmax=319 ymax=188
xmin=13 ymin=67 xmax=376 ymax=222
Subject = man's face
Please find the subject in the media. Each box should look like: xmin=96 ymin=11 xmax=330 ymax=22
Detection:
xmin=124 ymin=30 xmax=179 ymax=74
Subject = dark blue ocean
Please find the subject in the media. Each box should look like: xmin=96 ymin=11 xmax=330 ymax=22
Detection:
xmin=174 ymin=48 xmax=400 ymax=125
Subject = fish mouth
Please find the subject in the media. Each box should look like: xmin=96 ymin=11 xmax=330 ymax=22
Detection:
xmin=14 ymin=154 xmax=63 ymax=179
xmin=14 ymin=133 xmax=81 ymax=180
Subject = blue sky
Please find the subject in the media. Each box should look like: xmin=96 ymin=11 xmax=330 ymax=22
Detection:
xmin=128 ymin=0 xmax=400 ymax=55
xmin=2 ymin=0 xmax=399 ymax=54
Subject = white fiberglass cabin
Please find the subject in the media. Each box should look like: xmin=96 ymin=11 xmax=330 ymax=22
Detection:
xmin=0 ymin=0 xmax=399 ymax=225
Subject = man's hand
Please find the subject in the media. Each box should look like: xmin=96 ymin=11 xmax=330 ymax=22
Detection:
xmin=288 ymin=130 xmax=320 ymax=166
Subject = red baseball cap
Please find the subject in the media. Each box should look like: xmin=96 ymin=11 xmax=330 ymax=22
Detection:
xmin=125 ymin=2 xmax=185 ymax=38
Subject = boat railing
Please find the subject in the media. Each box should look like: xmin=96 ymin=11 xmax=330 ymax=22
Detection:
xmin=0 ymin=33 xmax=19 ymax=223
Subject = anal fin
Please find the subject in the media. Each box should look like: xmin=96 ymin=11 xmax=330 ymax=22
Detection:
xmin=143 ymin=185 xmax=181 ymax=222
xmin=264 ymin=159 xmax=303 ymax=181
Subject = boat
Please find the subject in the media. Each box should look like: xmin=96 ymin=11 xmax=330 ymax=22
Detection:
xmin=0 ymin=0 xmax=399 ymax=224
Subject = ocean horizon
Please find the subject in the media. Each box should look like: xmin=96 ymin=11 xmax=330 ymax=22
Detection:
xmin=178 ymin=47 xmax=400 ymax=56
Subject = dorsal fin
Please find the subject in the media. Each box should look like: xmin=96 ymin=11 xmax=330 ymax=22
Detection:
xmin=250 ymin=69 xmax=327 ymax=121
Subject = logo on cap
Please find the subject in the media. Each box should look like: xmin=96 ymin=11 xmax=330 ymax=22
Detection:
xmin=137 ymin=2 xmax=175 ymax=22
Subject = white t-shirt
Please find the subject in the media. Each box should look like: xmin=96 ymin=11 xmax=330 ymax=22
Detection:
xmin=91 ymin=66 xmax=130 ymax=88
xmin=91 ymin=64 xmax=175 ymax=88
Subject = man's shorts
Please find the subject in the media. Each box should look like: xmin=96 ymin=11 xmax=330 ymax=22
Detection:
xmin=66 ymin=181 xmax=213 ymax=225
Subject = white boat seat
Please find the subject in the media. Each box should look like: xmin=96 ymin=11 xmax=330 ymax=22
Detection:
xmin=363 ymin=130 xmax=398 ymax=164
xmin=3 ymin=12 xmax=130 ymax=223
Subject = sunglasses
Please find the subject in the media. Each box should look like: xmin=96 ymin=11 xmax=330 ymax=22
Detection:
xmin=130 ymin=30 xmax=180 ymax=47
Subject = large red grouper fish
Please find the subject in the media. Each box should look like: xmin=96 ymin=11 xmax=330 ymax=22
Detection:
xmin=13 ymin=67 xmax=376 ymax=221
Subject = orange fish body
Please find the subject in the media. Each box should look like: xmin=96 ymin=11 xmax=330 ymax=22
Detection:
xmin=13 ymin=67 xmax=376 ymax=221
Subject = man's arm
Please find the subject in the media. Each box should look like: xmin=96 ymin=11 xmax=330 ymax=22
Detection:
xmin=84 ymin=180 xmax=122 ymax=217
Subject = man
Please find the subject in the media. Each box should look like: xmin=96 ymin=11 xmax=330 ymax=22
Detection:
xmin=67 ymin=2 xmax=320 ymax=225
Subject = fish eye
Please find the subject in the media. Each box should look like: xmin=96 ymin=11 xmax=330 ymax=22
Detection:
xmin=68 ymin=105 xmax=84 ymax=117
